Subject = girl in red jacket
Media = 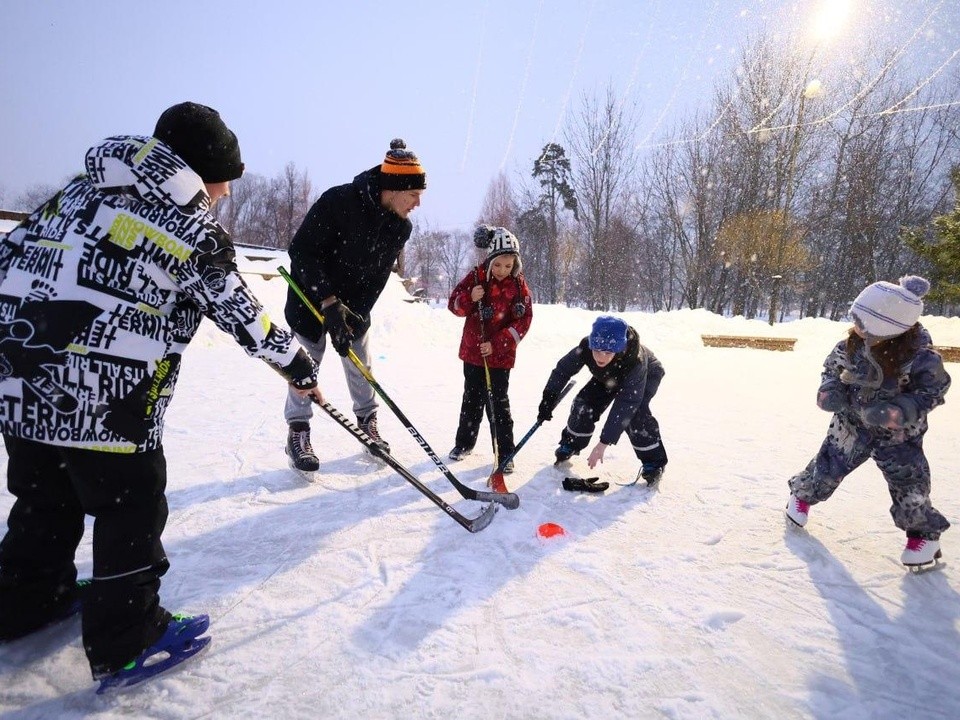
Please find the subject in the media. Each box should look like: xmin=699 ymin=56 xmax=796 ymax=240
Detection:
xmin=447 ymin=226 xmax=533 ymax=473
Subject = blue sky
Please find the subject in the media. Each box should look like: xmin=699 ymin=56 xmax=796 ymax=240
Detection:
xmin=1 ymin=0 xmax=957 ymax=231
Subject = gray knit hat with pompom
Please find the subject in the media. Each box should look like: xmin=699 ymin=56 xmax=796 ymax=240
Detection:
xmin=473 ymin=224 xmax=522 ymax=275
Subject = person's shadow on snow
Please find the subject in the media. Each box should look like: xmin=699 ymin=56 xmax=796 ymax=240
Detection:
xmin=0 ymin=450 xmax=484 ymax=713
xmin=351 ymin=464 xmax=657 ymax=656
xmin=785 ymin=529 xmax=960 ymax=720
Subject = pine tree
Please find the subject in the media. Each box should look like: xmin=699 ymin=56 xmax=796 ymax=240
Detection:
xmin=904 ymin=168 xmax=960 ymax=305
xmin=532 ymin=143 xmax=578 ymax=304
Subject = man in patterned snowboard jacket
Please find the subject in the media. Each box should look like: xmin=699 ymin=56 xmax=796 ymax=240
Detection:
xmin=0 ymin=103 xmax=321 ymax=684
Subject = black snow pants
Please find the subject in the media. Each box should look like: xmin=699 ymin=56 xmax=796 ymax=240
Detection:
xmin=560 ymin=374 xmax=667 ymax=468
xmin=454 ymin=362 xmax=515 ymax=458
xmin=0 ymin=436 xmax=172 ymax=676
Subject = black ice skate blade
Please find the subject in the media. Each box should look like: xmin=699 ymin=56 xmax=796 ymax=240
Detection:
xmin=288 ymin=464 xmax=319 ymax=483
xmin=615 ymin=470 xmax=663 ymax=488
xmin=784 ymin=513 xmax=807 ymax=530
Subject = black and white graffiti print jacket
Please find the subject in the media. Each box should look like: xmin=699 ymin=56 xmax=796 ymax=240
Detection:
xmin=0 ymin=135 xmax=316 ymax=452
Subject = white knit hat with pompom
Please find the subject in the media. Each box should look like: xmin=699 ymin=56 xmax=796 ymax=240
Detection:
xmin=851 ymin=275 xmax=930 ymax=339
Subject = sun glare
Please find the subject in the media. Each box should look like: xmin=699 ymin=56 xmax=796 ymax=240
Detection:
xmin=810 ymin=0 xmax=853 ymax=43
xmin=803 ymin=78 xmax=824 ymax=99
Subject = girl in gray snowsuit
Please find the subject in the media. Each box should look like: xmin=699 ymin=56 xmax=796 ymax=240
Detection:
xmin=785 ymin=275 xmax=951 ymax=567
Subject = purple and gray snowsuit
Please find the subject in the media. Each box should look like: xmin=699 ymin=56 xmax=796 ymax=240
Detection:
xmin=788 ymin=324 xmax=951 ymax=540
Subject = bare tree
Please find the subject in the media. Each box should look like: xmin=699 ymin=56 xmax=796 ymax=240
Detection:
xmin=13 ymin=183 xmax=62 ymax=213
xmin=477 ymin=171 xmax=517 ymax=229
xmin=802 ymin=50 xmax=959 ymax=318
xmin=215 ymin=164 xmax=312 ymax=249
xmin=565 ymin=86 xmax=639 ymax=309
xmin=213 ymin=172 xmax=265 ymax=241
xmin=436 ymin=229 xmax=473 ymax=297
xmin=403 ymin=223 xmax=473 ymax=301
xmin=639 ymin=110 xmax=730 ymax=312
xmin=265 ymin=162 xmax=312 ymax=248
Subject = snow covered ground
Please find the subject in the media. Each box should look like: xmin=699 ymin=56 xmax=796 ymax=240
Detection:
xmin=2 ymin=254 xmax=959 ymax=720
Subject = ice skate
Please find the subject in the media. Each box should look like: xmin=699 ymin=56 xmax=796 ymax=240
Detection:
xmin=554 ymin=443 xmax=575 ymax=464
xmin=95 ymin=613 xmax=210 ymax=694
xmin=785 ymin=494 xmax=810 ymax=528
xmin=640 ymin=464 xmax=664 ymax=486
xmin=287 ymin=421 xmax=319 ymax=479
xmin=358 ymin=412 xmax=390 ymax=455
xmin=901 ymin=536 xmax=942 ymax=571
xmin=448 ymin=446 xmax=473 ymax=461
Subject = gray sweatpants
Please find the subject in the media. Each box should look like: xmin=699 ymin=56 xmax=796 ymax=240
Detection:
xmin=284 ymin=331 xmax=378 ymax=424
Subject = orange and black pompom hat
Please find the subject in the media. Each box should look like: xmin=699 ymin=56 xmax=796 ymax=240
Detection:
xmin=380 ymin=138 xmax=426 ymax=191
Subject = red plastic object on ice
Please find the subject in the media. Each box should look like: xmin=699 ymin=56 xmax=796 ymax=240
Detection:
xmin=537 ymin=522 xmax=566 ymax=539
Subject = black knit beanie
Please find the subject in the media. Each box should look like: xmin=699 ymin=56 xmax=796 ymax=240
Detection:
xmin=380 ymin=139 xmax=426 ymax=191
xmin=154 ymin=102 xmax=244 ymax=183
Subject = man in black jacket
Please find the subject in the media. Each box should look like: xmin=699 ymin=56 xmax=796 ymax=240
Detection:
xmin=283 ymin=139 xmax=426 ymax=472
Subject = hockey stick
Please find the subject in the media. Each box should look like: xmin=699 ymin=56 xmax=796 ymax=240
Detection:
xmin=479 ymin=358 xmax=506 ymax=492
xmin=487 ymin=378 xmax=576 ymax=490
xmin=474 ymin=268 xmax=505 ymax=492
xmin=280 ymin=267 xmax=520 ymax=511
xmin=314 ymin=399 xmax=498 ymax=533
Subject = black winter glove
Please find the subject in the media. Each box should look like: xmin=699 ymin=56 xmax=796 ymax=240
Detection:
xmin=859 ymin=402 xmax=905 ymax=429
xmin=285 ymin=350 xmax=319 ymax=390
xmin=538 ymin=393 xmax=558 ymax=423
xmin=324 ymin=300 xmax=365 ymax=357
xmin=290 ymin=374 xmax=318 ymax=391
xmin=817 ymin=387 xmax=849 ymax=413
xmin=479 ymin=305 xmax=494 ymax=321
xmin=562 ymin=477 xmax=609 ymax=493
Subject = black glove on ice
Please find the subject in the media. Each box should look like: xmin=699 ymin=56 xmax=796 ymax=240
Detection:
xmin=562 ymin=477 xmax=608 ymax=493
xmin=538 ymin=393 xmax=558 ymax=422
xmin=324 ymin=300 xmax=365 ymax=357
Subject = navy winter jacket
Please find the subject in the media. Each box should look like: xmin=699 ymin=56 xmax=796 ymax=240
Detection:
xmin=543 ymin=326 xmax=664 ymax=445
xmin=284 ymin=167 xmax=412 ymax=341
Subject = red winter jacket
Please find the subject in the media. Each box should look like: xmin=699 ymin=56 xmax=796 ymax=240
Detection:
xmin=448 ymin=264 xmax=533 ymax=369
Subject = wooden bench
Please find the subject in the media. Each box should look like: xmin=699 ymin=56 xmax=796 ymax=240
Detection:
xmin=701 ymin=334 xmax=797 ymax=352
xmin=935 ymin=346 xmax=960 ymax=363
xmin=238 ymin=270 xmax=280 ymax=281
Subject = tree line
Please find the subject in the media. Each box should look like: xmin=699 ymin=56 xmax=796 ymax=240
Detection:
xmin=4 ymin=34 xmax=957 ymax=321
xmin=408 ymin=36 xmax=960 ymax=320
